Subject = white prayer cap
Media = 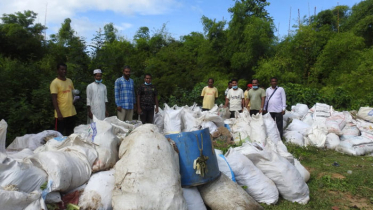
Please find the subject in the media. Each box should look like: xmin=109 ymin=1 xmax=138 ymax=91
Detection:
xmin=93 ymin=69 xmax=102 ymax=74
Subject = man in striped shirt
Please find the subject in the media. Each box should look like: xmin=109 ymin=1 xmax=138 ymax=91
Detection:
xmin=115 ymin=66 xmax=136 ymax=121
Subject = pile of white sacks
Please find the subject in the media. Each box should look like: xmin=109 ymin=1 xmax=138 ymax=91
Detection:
xmin=0 ymin=101 xmax=316 ymax=209
xmin=284 ymin=103 xmax=373 ymax=156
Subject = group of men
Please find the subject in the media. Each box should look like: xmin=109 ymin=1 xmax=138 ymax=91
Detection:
xmin=50 ymin=64 xmax=158 ymax=136
xmin=50 ymin=63 xmax=286 ymax=139
xmin=201 ymin=78 xmax=286 ymax=138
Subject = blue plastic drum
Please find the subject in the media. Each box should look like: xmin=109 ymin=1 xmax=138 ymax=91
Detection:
xmin=165 ymin=128 xmax=221 ymax=187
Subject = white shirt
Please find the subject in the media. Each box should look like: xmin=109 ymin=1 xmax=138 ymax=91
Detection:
xmin=87 ymin=82 xmax=108 ymax=122
xmin=264 ymin=86 xmax=286 ymax=113
xmin=227 ymin=88 xmax=244 ymax=111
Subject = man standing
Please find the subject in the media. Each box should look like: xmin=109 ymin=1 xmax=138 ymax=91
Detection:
xmin=87 ymin=69 xmax=108 ymax=123
xmin=244 ymin=83 xmax=252 ymax=110
xmin=246 ymin=79 xmax=266 ymax=116
xmin=224 ymin=79 xmax=244 ymax=118
xmin=50 ymin=63 xmax=77 ymax=136
xmin=263 ymin=77 xmax=286 ymax=139
xmin=201 ymin=78 xmax=218 ymax=111
xmin=224 ymin=81 xmax=232 ymax=99
xmin=137 ymin=74 xmax=159 ymax=124
xmin=115 ymin=66 xmax=136 ymax=121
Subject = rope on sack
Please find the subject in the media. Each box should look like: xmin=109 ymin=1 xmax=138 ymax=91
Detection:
xmin=193 ymin=134 xmax=209 ymax=177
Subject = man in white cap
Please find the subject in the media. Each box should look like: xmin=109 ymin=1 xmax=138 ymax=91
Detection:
xmin=86 ymin=69 xmax=109 ymax=123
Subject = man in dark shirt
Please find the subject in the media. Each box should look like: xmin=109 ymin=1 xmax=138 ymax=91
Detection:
xmin=137 ymin=74 xmax=159 ymax=124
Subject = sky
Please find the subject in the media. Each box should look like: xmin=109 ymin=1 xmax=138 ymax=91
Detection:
xmin=0 ymin=0 xmax=363 ymax=42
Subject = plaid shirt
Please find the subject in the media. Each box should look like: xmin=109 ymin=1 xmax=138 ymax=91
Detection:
xmin=114 ymin=76 xmax=136 ymax=109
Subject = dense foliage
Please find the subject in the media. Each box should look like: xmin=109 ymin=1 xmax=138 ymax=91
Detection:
xmin=1 ymin=0 xmax=372 ymax=144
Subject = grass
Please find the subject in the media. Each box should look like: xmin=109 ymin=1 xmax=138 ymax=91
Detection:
xmin=261 ymin=144 xmax=373 ymax=210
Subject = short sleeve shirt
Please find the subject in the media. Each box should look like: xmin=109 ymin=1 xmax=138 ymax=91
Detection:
xmin=201 ymin=86 xmax=218 ymax=109
xmin=248 ymin=88 xmax=266 ymax=110
xmin=226 ymin=88 xmax=244 ymax=111
xmin=137 ymin=84 xmax=158 ymax=110
xmin=50 ymin=78 xmax=77 ymax=118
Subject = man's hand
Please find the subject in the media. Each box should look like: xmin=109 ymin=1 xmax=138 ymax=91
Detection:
xmin=105 ymin=111 xmax=109 ymax=117
xmin=155 ymin=107 xmax=159 ymax=114
xmin=282 ymin=110 xmax=285 ymax=115
xmin=57 ymin=112 xmax=63 ymax=121
xmin=117 ymin=106 xmax=122 ymax=112
xmin=259 ymin=109 xmax=263 ymax=114
xmin=137 ymin=107 xmax=142 ymax=115
xmin=88 ymin=111 xmax=93 ymax=119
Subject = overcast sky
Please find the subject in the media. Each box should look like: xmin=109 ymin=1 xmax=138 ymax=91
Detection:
xmin=0 ymin=0 xmax=362 ymax=42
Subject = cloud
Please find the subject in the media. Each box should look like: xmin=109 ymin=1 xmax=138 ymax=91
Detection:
xmin=117 ymin=23 xmax=133 ymax=31
xmin=0 ymin=0 xmax=179 ymax=25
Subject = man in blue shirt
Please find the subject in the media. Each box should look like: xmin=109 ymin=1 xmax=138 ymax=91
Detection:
xmin=115 ymin=66 xmax=136 ymax=121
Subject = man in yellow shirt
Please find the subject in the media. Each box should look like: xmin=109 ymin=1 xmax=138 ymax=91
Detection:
xmin=244 ymin=83 xmax=252 ymax=110
xmin=50 ymin=63 xmax=77 ymax=136
xmin=201 ymin=78 xmax=218 ymax=111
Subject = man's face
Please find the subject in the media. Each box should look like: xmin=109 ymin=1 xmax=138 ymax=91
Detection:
xmin=144 ymin=75 xmax=152 ymax=84
xmin=232 ymin=81 xmax=237 ymax=87
xmin=123 ymin=68 xmax=131 ymax=77
xmin=252 ymin=80 xmax=258 ymax=86
xmin=208 ymin=79 xmax=214 ymax=87
xmin=271 ymin=79 xmax=277 ymax=87
xmin=94 ymin=73 xmax=102 ymax=81
xmin=57 ymin=65 xmax=67 ymax=78
xmin=228 ymin=83 xmax=232 ymax=89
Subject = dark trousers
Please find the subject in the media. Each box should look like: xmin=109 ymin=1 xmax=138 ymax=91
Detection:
xmin=250 ymin=110 xmax=260 ymax=116
xmin=55 ymin=116 xmax=76 ymax=136
xmin=140 ymin=108 xmax=154 ymax=124
xmin=270 ymin=112 xmax=284 ymax=139
xmin=230 ymin=110 xmax=242 ymax=118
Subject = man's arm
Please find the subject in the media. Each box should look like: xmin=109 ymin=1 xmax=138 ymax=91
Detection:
xmin=215 ymin=88 xmax=218 ymax=100
xmin=87 ymin=85 xmax=93 ymax=119
xmin=51 ymin=94 xmax=63 ymax=121
xmin=104 ymin=86 xmax=109 ymax=117
xmin=137 ymin=86 xmax=141 ymax=114
xmin=282 ymin=88 xmax=286 ymax=115
xmin=263 ymin=89 xmax=268 ymax=112
xmin=224 ymin=98 xmax=229 ymax=108
xmin=200 ymin=87 xmax=205 ymax=99
xmin=224 ymin=91 xmax=230 ymax=108
xmin=245 ymin=98 xmax=250 ymax=110
xmin=155 ymin=95 xmax=159 ymax=113
xmin=260 ymin=96 xmax=265 ymax=113
xmin=114 ymin=79 xmax=121 ymax=111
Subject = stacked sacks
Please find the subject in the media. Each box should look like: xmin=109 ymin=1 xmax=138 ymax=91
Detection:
xmin=0 ymin=152 xmax=48 ymax=210
xmin=88 ymin=117 xmax=120 ymax=172
xmin=249 ymin=114 xmax=267 ymax=147
xmin=182 ymin=187 xmax=207 ymax=210
xmin=112 ymin=124 xmax=187 ymax=209
xmin=234 ymin=143 xmax=310 ymax=204
xmin=163 ymin=104 xmax=184 ymax=134
xmin=215 ymin=149 xmax=236 ymax=182
xmin=78 ymin=169 xmax=115 ymax=210
xmin=198 ymin=174 xmax=263 ymax=210
xmin=7 ymin=130 xmax=62 ymax=151
xmin=231 ymin=114 xmax=251 ymax=144
xmin=225 ymin=149 xmax=279 ymax=205
xmin=357 ymin=107 xmax=373 ymax=123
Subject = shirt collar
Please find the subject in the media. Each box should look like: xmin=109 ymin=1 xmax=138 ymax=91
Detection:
xmin=122 ymin=76 xmax=130 ymax=81
xmin=270 ymin=86 xmax=278 ymax=90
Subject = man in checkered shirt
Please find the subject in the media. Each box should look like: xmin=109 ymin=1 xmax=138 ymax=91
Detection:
xmin=115 ymin=66 xmax=136 ymax=121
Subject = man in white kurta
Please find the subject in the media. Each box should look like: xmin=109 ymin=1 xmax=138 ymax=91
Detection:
xmin=87 ymin=69 xmax=108 ymax=123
